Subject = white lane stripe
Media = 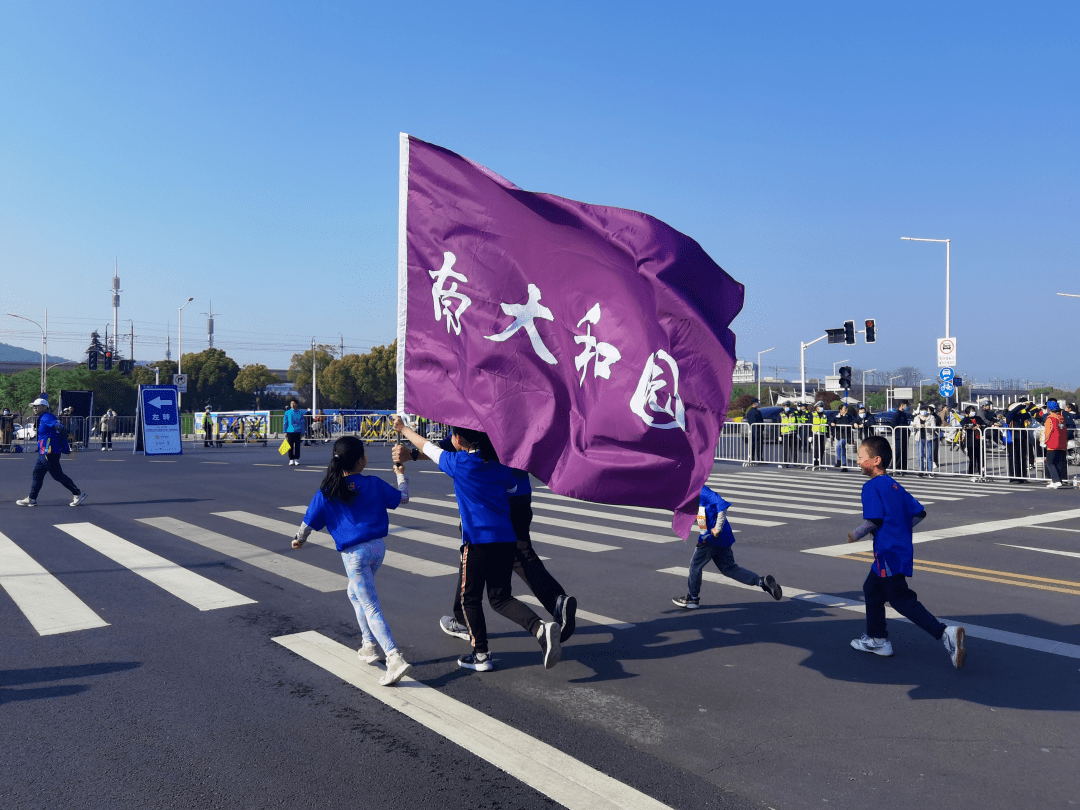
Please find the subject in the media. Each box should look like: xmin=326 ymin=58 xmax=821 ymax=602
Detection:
xmin=214 ymin=511 xmax=456 ymax=578
xmin=804 ymin=508 xmax=1080 ymax=556
xmin=278 ymin=505 xmax=463 ymax=552
xmin=718 ymin=472 xmax=966 ymax=501
xmin=137 ymin=517 xmax=345 ymax=592
xmin=516 ymin=594 xmax=636 ymax=630
xmin=1027 ymin=526 xmax=1080 ymax=534
xmin=393 ymin=508 xmax=622 ymax=552
xmin=274 ymin=631 xmax=672 ymax=810
xmin=55 ymin=523 xmax=255 ymax=611
xmin=695 ymin=487 xmax=861 ymax=515
xmin=409 ymin=496 xmax=672 ymax=544
xmin=998 ymin=543 xmax=1080 ymax=559
xmin=657 ymin=567 xmax=1080 ymax=660
xmin=0 ymin=530 xmax=109 ymax=635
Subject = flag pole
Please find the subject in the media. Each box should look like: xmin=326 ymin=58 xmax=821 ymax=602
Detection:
xmin=396 ymin=132 xmax=410 ymax=414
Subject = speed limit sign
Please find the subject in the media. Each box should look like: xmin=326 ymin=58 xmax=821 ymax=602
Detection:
xmin=172 ymin=373 xmax=188 ymax=393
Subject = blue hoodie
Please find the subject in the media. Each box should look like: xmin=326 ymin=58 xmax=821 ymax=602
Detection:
xmin=697 ymin=486 xmax=735 ymax=547
xmin=37 ymin=412 xmax=70 ymax=455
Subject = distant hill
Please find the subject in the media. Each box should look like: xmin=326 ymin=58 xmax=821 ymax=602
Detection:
xmin=0 ymin=342 xmax=70 ymax=364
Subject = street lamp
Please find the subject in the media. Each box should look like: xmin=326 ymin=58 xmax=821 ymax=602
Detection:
xmin=887 ymin=374 xmax=902 ymax=410
xmin=861 ymin=369 xmax=876 ymax=406
xmin=178 ymin=297 xmax=194 ymax=410
xmin=7 ymin=310 xmax=47 ymax=393
xmin=901 ymin=236 xmax=951 ymax=339
xmin=918 ymin=378 xmax=933 ymax=403
xmin=1057 ymin=293 xmax=1080 ymax=298
xmin=757 ymin=346 xmax=776 ymax=401
xmin=833 ymin=359 xmax=850 ymax=376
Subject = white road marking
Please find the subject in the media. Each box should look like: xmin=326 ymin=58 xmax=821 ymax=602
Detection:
xmin=804 ymin=508 xmax=1080 ymax=556
xmin=998 ymin=543 xmax=1080 ymax=559
xmin=718 ymin=471 xmax=964 ymax=501
xmin=138 ymin=517 xmax=346 ymax=592
xmin=390 ymin=507 xmax=621 ymax=552
xmin=274 ymin=631 xmax=673 ymax=810
xmin=516 ymin=594 xmax=636 ymax=630
xmin=55 ymin=522 xmax=255 ymax=611
xmin=214 ymin=511 xmax=455 ymax=578
xmin=657 ymin=567 xmax=1080 ymax=660
xmin=202 ymin=461 xmax=229 ymax=465
xmin=1027 ymin=526 xmax=1080 ymax=534
xmin=0 ymin=530 xmax=109 ymax=635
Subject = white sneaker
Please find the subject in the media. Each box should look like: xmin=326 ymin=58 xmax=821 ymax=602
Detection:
xmin=537 ymin=621 xmax=562 ymax=669
xmin=379 ymin=652 xmax=412 ymax=686
xmin=101 ymin=447 xmax=107 ymax=451
xmin=357 ymin=641 xmax=382 ymax=664
xmin=16 ymin=497 xmax=37 ymax=507
xmin=942 ymin=626 xmax=966 ymax=669
xmin=1046 ymin=481 xmax=1062 ymax=489
xmin=850 ymin=634 xmax=894 ymax=656
xmin=70 ymin=491 xmax=87 ymax=507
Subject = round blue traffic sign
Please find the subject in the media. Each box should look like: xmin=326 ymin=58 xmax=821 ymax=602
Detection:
xmin=939 ymin=380 xmax=956 ymax=397
xmin=939 ymin=367 xmax=954 ymax=382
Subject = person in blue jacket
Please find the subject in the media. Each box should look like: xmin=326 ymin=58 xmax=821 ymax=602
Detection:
xmin=672 ymin=485 xmax=782 ymax=608
xmin=291 ymin=435 xmax=413 ymax=686
xmin=282 ymin=399 xmax=307 ymax=466
xmin=17 ymin=397 xmax=86 ymax=507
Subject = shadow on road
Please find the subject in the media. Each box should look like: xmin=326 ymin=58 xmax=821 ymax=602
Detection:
xmin=0 ymin=661 xmax=141 ymax=706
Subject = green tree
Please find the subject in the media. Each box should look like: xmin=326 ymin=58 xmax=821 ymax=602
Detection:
xmin=352 ymin=342 xmax=397 ymax=409
xmin=289 ymin=344 xmax=337 ymax=393
xmin=235 ymin=364 xmax=279 ymax=395
xmin=180 ymin=348 xmax=241 ymax=411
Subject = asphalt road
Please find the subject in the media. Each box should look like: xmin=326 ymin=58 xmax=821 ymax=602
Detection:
xmin=2 ymin=443 xmax=1078 ymax=810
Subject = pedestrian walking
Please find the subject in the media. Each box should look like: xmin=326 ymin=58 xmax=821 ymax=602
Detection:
xmin=830 ymin=403 xmax=854 ymax=471
xmin=847 ymin=435 xmax=966 ymax=669
xmin=744 ymin=397 xmax=764 ymax=464
xmin=890 ymin=401 xmax=911 ymax=475
xmin=291 ymin=436 xmax=413 ymax=686
xmin=0 ymin=408 xmax=14 ymax=453
xmin=1042 ymin=400 xmax=1069 ymax=489
xmin=671 ymin=485 xmax=782 ymax=609
xmin=16 ymin=397 xmax=87 ymax=508
xmin=282 ymin=400 xmax=306 ymax=466
xmin=393 ymin=416 xmax=562 ymax=672
xmin=99 ymin=408 xmax=117 ymax=451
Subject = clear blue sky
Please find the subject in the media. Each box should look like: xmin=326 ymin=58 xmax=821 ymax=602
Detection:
xmin=2 ymin=2 xmax=1077 ymax=387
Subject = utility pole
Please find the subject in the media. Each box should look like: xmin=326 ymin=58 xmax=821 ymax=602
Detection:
xmin=129 ymin=319 xmax=134 ymax=361
xmin=311 ymin=337 xmax=318 ymax=414
xmin=111 ymin=260 xmax=121 ymax=355
xmin=340 ymin=334 xmax=344 ymax=359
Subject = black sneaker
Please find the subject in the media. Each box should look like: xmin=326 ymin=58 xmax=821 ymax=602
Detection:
xmin=760 ymin=575 xmax=782 ymax=601
xmin=671 ymin=595 xmax=700 ymax=609
xmin=556 ymin=595 xmax=577 ymax=643
xmin=537 ymin=621 xmax=561 ymax=669
xmin=458 ymin=651 xmax=493 ymax=671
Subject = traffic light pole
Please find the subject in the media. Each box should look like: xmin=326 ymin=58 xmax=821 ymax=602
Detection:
xmin=800 ymin=333 xmax=829 ymax=402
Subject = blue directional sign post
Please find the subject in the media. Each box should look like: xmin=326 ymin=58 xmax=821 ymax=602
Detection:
xmin=939 ymin=380 xmax=956 ymax=398
xmin=939 ymin=367 xmax=954 ymax=383
xmin=138 ymin=385 xmax=183 ymax=455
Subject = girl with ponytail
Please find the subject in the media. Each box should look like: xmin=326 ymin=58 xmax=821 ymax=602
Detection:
xmin=292 ymin=436 xmax=413 ymax=686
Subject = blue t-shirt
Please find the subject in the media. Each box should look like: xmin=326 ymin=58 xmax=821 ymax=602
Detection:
xmin=697 ymin=486 xmax=735 ymax=548
xmin=37 ymin=412 xmax=69 ymax=455
xmin=302 ymin=474 xmax=402 ymax=552
xmin=437 ymin=450 xmax=518 ymax=544
xmin=283 ymin=409 xmax=306 ymax=433
xmin=509 ymin=468 xmax=532 ymax=498
xmin=861 ymin=474 xmax=923 ymax=577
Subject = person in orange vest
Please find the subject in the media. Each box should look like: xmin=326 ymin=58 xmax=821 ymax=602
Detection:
xmin=1042 ymin=400 xmax=1069 ymax=489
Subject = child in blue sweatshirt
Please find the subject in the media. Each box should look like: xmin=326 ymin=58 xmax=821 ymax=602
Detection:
xmin=672 ymin=485 xmax=782 ymax=608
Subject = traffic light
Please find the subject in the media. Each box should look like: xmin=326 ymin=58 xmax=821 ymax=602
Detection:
xmin=843 ymin=320 xmax=856 ymax=345
xmin=103 ymin=351 xmax=113 ymax=371
xmin=838 ymin=366 xmax=853 ymax=390
xmin=119 ymin=359 xmax=134 ymax=375
xmin=864 ymin=319 xmax=876 ymax=343
xmin=826 ymin=327 xmax=846 ymax=344
xmin=88 ymin=350 xmax=98 ymax=371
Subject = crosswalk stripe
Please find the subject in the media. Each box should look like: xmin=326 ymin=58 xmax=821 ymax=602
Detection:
xmin=274 ymin=631 xmax=673 ymax=810
xmin=277 ymin=506 xmax=463 ymax=552
xmin=729 ymin=469 xmax=1019 ymax=498
xmin=529 ymin=488 xmax=771 ymax=528
xmin=393 ymin=507 xmax=622 ymax=552
xmin=408 ymin=496 xmax=670 ymax=544
xmin=526 ymin=499 xmax=673 ymax=530
xmin=138 ymin=517 xmax=346 ymax=592
xmin=706 ymin=476 xmax=864 ymax=506
xmin=516 ymin=594 xmax=636 ymax=630
xmin=697 ymin=486 xmax=861 ymax=515
xmin=55 ymin=522 xmax=255 ymax=610
xmin=657 ymin=567 xmax=1080 ymax=659
xmin=715 ymin=471 xmax=965 ymax=501
xmin=214 ymin=511 xmax=456 ymax=578
xmin=0 ymin=530 xmax=109 ymax=635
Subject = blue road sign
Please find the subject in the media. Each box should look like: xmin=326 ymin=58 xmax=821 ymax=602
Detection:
xmin=939 ymin=367 xmax=954 ymax=382
xmin=139 ymin=385 xmax=182 ymax=455
xmin=939 ymin=380 xmax=956 ymax=398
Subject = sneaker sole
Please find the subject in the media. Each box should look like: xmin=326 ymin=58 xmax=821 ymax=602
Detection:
xmin=440 ymin=620 xmax=470 ymax=641
xmin=458 ymin=659 xmax=493 ymax=672
xmin=542 ymin=624 xmax=561 ymax=669
xmin=851 ymin=640 xmax=893 ymax=657
xmin=953 ymin=627 xmax=966 ymax=669
xmin=380 ymin=661 xmax=412 ymax=686
xmin=558 ymin=596 xmax=577 ymax=643
xmin=671 ymin=599 xmax=699 ymax=609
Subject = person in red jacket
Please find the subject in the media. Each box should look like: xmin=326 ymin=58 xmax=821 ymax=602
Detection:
xmin=1043 ymin=400 xmax=1069 ymax=489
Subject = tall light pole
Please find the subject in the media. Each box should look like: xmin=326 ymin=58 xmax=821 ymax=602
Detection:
xmin=757 ymin=346 xmax=776 ymax=401
xmin=311 ymin=337 xmax=318 ymax=415
xmin=887 ymin=374 xmax=902 ymax=410
xmin=800 ymin=333 xmax=830 ymax=402
xmin=901 ymin=236 xmax=951 ymax=339
xmin=178 ymin=297 xmax=194 ymax=411
xmin=833 ymin=359 xmax=850 ymax=376
xmin=861 ymin=369 xmax=876 ymax=405
xmin=7 ymin=310 xmax=47 ymax=393
xmin=918 ymin=378 xmax=933 ymax=403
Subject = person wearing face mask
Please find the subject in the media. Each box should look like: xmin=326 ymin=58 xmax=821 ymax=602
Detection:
xmin=830 ymin=403 xmax=854 ymax=471
xmin=809 ymin=401 xmax=829 ymax=470
xmin=743 ymin=397 xmax=764 ymax=465
xmin=854 ymin=405 xmax=875 ymax=443
xmin=890 ymin=401 xmax=912 ymax=475
xmin=911 ymin=403 xmax=938 ymax=477
xmin=959 ymin=406 xmax=985 ymax=479
xmin=779 ymin=403 xmax=798 ymax=468
xmin=979 ymin=400 xmax=998 ymax=446
xmin=1005 ymin=404 xmax=1032 ymax=483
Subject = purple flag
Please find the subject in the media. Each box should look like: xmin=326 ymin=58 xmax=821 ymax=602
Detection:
xmin=396 ymin=134 xmax=744 ymax=538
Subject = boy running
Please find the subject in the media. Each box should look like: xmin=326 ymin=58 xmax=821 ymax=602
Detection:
xmin=672 ymin=485 xmax=782 ymax=608
xmin=847 ymin=435 xmax=966 ymax=668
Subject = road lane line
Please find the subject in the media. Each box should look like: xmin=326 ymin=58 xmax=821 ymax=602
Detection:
xmin=138 ymin=517 xmax=345 ymax=592
xmin=1026 ymin=526 xmax=1080 ymax=534
xmin=804 ymin=508 xmax=1080 ymax=557
xmin=389 ymin=508 xmax=622 ymax=552
xmin=838 ymin=552 xmax=1080 ymax=595
xmin=999 ymin=543 xmax=1080 ymax=559
xmin=0 ymin=530 xmax=110 ymax=635
xmin=214 ymin=511 xmax=455 ymax=578
xmin=55 ymin=522 xmax=255 ymax=610
xmin=720 ymin=472 xmax=966 ymax=500
xmin=515 ymin=595 xmax=636 ymax=630
xmin=656 ymin=567 xmax=1080 ymax=660
xmin=274 ymin=631 xmax=672 ymax=810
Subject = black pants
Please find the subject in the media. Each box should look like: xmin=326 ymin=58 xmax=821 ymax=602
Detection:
xmin=204 ymin=426 xmax=213 ymax=447
xmin=30 ymin=454 xmax=79 ymax=500
xmin=812 ymin=434 xmax=826 ymax=466
xmin=863 ymin=570 xmax=945 ymax=641
xmin=966 ymin=436 xmax=982 ymax=474
xmin=782 ymin=433 xmax=797 ymax=464
xmin=455 ymin=542 xmax=542 ymax=654
xmin=286 ymin=432 xmax=303 ymax=460
xmin=1007 ymin=438 xmax=1028 ymax=480
xmin=894 ymin=428 xmax=909 ymax=471
xmin=1046 ymin=449 xmax=1068 ymax=484
xmin=101 ymin=430 xmax=112 ymax=449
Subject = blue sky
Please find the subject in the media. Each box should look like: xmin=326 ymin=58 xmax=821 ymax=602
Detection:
xmin=1 ymin=2 xmax=1077 ymax=387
